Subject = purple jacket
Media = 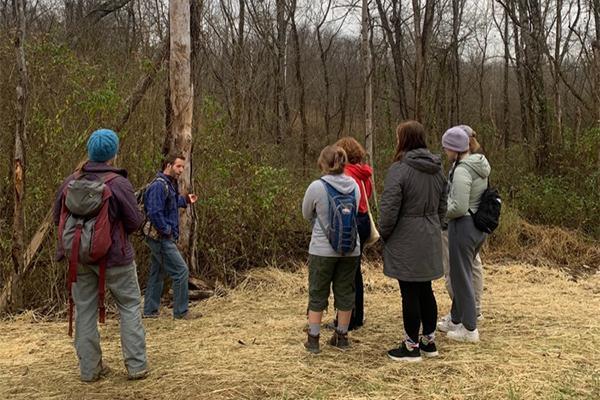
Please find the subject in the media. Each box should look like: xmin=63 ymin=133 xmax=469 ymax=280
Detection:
xmin=53 ymin=162 xmax=143 ymax=268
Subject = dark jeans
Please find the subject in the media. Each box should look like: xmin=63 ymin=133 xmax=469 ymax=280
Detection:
xmin=398 ymin=280 xmax=438 ymax=343
xmin=349 ymin=212 xmax=371 ymax=329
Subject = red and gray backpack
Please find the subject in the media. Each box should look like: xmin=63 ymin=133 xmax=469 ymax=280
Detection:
xmin=57 ymin=172 xmax=119 ymax=336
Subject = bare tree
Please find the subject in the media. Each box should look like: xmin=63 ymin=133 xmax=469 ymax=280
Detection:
xmin=289 ymin=0 xmax=308 ymax=175
xmin=1 ymin=0 xmax=28 ymax=313
xmin=412 ymin=0 xmax=436 ymax=122
xmin=374 ymin=0 xmax=408 ymax=120
xmin=165 ymin=0 xmax=196 ymax=270
xmin=362 ymin=0 xmax=374 ymax=166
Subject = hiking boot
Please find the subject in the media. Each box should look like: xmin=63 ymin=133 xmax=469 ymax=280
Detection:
xmin=304 ymin=333 xmax=320 ymax=354
xmin=81 ymin=363 xmax=111 ymax=382
xmin=437 ymin=318 xmax=462 ymax=333
xmin=128 ymin=368 xmax=149 ymax=381
xmin=419 ymin=337 xmax=439 ymax=358
xmin=324 ymin=321 xmax=337 ymax=331
xmin=387 ymin=341 xmax=422 ymax=362
xmin=328 ymin=330 xmax=350 ymax=350
xmin=447 ymin=325 xmax=480 ymax=343
xmin=174 ymin=311 xmax=202 ymax=320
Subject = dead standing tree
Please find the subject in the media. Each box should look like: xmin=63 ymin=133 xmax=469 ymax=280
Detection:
xmin=1 ymin=0 xmax=29 ymax=313
xmin=163 ymin=0 xmax=196 ymax=272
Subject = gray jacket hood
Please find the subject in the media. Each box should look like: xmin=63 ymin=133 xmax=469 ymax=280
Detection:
xmin=321 ymin=174 xmax=358 ymax=195
xmin=404 ymin=148 xmax=442 ymax=175
xmin=460 ymin=154 xmax=491 ymax=179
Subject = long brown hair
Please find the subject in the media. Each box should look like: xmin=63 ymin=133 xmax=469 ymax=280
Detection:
xmin=393 ymin=120 xmax=427 ymax=162
xmin=317 ymin=145 xmax=347 ymax=175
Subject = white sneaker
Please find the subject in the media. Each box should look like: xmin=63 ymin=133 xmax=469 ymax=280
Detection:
xmin=447 ymin=325 xmax=480 ymax=343
xmin=439 ymin=313 xmax=451 ymax=323
xmin=437 ymin=318 xmax=461 ymax=333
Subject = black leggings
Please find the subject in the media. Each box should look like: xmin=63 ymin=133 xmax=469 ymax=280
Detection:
xmin=398 ymin=280 xmax=438 ymax=343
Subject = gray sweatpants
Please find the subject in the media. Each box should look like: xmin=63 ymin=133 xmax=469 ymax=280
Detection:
xmin=442 ymin=230 xmax=484 ymax=314
xmin=448 ymin=217 xmax=487 ymax=331
xmin=72 ymin=262 xmax=147 ymax=380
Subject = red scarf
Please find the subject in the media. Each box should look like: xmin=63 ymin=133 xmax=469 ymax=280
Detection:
xmin=344 ymin=163 xmax=373 ymax=213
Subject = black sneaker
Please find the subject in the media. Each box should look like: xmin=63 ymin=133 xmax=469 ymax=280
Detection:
xmin=328 ymin=330 xmax=350 ymax=350
xmin=304 ymin=333 xmax=320 ymax=354
xmin=419 ymin=337 xmax=439 ymax=358
xmin=387 ymin=341 xmax=422 ymax=362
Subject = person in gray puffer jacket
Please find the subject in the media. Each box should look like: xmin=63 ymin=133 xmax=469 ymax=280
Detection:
xmin=437 ymin=126 xmax=491 ymax=344
xmin=379 ymin=120 xmax=447 ymax=362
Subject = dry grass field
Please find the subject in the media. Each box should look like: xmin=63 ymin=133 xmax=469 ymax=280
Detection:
xmin=1 ymin=262 xmax=599 ymax=400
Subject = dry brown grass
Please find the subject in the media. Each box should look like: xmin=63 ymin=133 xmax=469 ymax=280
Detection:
xmin=486 ymin=208 xmax=600 ymax=278
xmin=1 ymin=262 xmax=599 ymax=400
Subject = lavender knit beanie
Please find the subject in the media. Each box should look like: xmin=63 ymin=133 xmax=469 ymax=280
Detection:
xmin=442 ymin=127 xmax=469 ymax=152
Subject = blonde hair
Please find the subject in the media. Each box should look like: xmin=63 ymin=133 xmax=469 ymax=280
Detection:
xmin=469 ymin=136 xmax=482 ymax=153
xmin=458 ymin=124 xmax=482 ymax=153
xmin=317 ymin=145 xmax=347 ymax=175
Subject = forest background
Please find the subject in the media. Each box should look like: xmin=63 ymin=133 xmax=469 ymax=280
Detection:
xmin=0 ymin=0 xmax=598 ymax=314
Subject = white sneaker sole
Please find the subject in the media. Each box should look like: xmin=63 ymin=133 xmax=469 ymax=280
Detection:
xmin=421 ymin=350 xmax=439 ymax=357
xmin=437 ymin=322 xmax=461 ymax=333
xmin=447 ymin=332 xmax=480 ymax=343
xmin=387 ymin=354 xmax=422 ymax=362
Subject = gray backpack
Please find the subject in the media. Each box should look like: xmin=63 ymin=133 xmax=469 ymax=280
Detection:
xmin=57 ymin=172 xmax=119 ymax=336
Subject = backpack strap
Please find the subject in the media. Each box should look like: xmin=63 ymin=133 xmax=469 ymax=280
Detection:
xmin=67 ymin=218 xmax=84 ymax=337
xmin=313 ymin=179 xmax=338 ymax=235
xmin=98 ymin=257 xmax=107 ymax=324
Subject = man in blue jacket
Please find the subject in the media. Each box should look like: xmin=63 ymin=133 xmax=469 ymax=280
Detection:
xmin=142 ymin=153 xmax=198 ymax=319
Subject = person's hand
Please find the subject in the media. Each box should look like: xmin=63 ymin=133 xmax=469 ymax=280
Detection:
xmin=187 ymin=194 xmax=198 ymax=204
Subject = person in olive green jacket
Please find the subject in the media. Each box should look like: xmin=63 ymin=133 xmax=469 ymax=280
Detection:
xmin=437 ymin=127 xmax=491 ymax=343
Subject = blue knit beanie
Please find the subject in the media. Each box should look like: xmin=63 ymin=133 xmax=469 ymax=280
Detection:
xmin=87 ymin=129 xmax=119 ymax=162
xmin=442 ymin=127 xmax=469 ymax=152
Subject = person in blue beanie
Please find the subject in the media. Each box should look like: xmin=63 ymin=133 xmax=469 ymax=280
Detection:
xmin=53 ymin=128 xmax=148 ymax=382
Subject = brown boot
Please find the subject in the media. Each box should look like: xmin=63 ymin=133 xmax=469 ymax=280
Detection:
xmin=304 ymin=333 xmax=320 ymax=354
xmin=329 ymin=330 xmax=350 ymax=350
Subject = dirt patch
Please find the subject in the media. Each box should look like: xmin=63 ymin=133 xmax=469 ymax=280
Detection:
xmin=1 ymin=262 xmax=599 ymax=399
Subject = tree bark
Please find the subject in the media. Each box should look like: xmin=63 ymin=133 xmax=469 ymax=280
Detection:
xmin=362 ymin=0 xmax=374 ymax=167
xmin=503 ymin=5 xmax=510 ymax=149
xmin=450 ymin=0 xmax=464 ymax=125
xmin=412 ymin=0 xmax=436 ymax=122
xmin=290 ymin=0 xmax=308 ymax=176
xmin=1 ymin=0 xmax=28 ymax=314
xmin=374 ymin=0 xmax=408 ymax=120
xmin=165 ymin=0 xmax=196 ymax=271
xmin=592 ymin=0 xmax=600 ymax=123
xmin=275 ymin=0 xmax=287 ymax=144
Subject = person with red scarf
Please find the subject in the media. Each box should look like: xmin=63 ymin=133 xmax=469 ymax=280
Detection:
xmin=331 ymin=136 xmax=373 ymax=331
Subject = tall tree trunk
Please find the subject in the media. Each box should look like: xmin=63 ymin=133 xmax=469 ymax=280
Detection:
xmin=166 ymin=0 xmax=196 ymax=271
xmin=374 ymin=0 xmax=408 ymax=120
xmin=362 ymin=0 xmax=374 ymax=167
xmin=1 ymin=0 xmax=28 ymax=314
xmin=412 ymin=0 xmax=436 ymax=122
xmin=275 ymin=0 xmax=287 ymax=144
xmin=528 ymin=0 xmax=551 ymax=172
xmin=450 ymin=0 xmax=463 ymax=125
xmin=316 ymin=27 xmax=331 ymax=140
xmin=290 ymin=0 xmax=308 ymax=176
xmin=592 ymin=0 xmax=600 ymax=124
xmin=503 ymin=6 xmax=510 ymax=149
xmin=516 ymin=0 xmax=534 ymax=143
xmin=552 ymin=0 xmax=563 ymax=146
